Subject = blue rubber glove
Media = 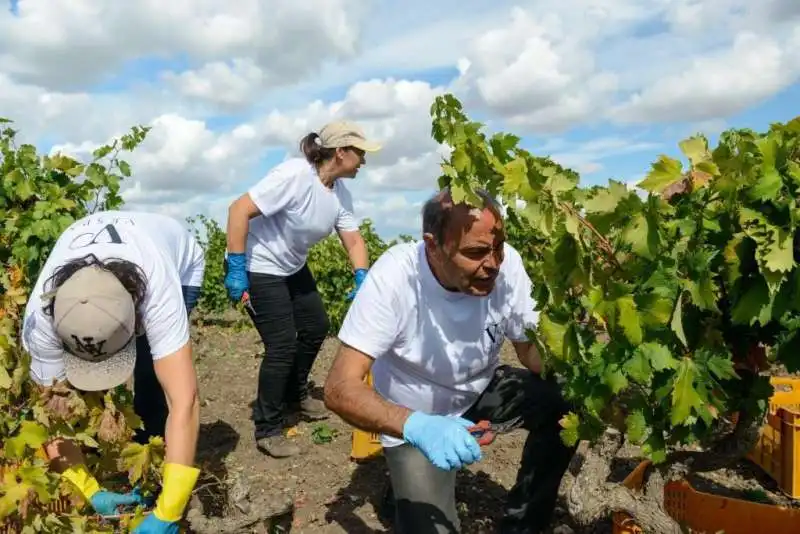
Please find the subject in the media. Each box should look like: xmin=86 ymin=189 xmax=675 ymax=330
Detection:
xmin=346 ymin=268 xmax=368 ymax=301
xmin=402 ymin=412 xmax=482 ymax=471
xmin=132 ymin=513 xmax=180 ymax=533
xmin=89 ymin=489 xmax=144 ymax=515
xmin=224 ymin=253 xmax=249 ymax=302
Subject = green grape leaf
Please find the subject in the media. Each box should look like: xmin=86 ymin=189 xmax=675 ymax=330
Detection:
xmin=671 ymin=359 xmax=704 ymax=427
xmin=638 ymin=342 xmax=678 ymax=372
xmin=603 ymin=365 xmax=629 ymax=394
xmin=616 ymin=296 xmax=643 ymax=345
xmin=621 ymin=212 xmax=658 ymax=259
xmin=626 ymin=410 xmax=650 ymax=445
xmin=761 ymin=228 xmax=794 ymax=274
xmin=670 ymin=292 xmax=688 ymax=348
xmin=0 ymin=366 xmax=11 ymax=389
xmin=558 ymin=412 xmax=581 ymax=447
xmin=679 ymin=135 xmax=712 ymax=168
xmin=5 ymin=421 xmax=49 ymax=458
xmin=624 ymin=349 xmax=653 ymax=385
xmin=583 ymin=181 xmax=629 ymax=214
xmin=637 ymin=155 xmax=683 ymax=194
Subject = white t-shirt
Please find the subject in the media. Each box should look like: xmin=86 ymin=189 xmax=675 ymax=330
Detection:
xmin=245 ymin=157 xmax=359 ymax=276
xmin=21 ymin=210 xmax=206 ymax=388
xmin=337 ymin=241 xmax=539 ymax=447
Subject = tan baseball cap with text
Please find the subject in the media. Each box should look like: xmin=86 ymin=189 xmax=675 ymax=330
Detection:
xmin=52 ymin=265 xmax=137 ymax=391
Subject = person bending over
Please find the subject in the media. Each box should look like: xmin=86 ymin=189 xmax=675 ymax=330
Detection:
xmin=22 ymin=211 xmax=205 ymax=533
xmin=224 ymin=120 xmax=381 ymax=458
xmin=323 ymin=189 xmax=576 ymax=534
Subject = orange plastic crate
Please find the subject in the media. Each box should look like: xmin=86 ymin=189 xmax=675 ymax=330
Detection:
xmin=747 ymin=376 xmax=800 ymax=499
xmin=350 ymin=371 xmax=383 ymax=461
xmin=611 ymin=459 xmax=650 ymax=534
xmin=613 ymin=460 xmax=800 ymax=534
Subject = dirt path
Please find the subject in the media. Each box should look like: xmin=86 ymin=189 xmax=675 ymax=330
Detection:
xmin=187 ymin=316 xmax=612 ymax=533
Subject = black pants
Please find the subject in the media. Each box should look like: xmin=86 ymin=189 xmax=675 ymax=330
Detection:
xmin=133 ymin=285 xmax=201 ymax=445
xmin=246 ymin=264 xmax=329 ymax=439
xmin=383 ymin=365 xmax=577 ymax=534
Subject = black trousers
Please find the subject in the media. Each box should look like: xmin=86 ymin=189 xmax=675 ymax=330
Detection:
xmin=246 ymin=264 xmax=329 ymax=439
xmin=133 ymin=285 xmax=201 ymax=445
xmin=383 ymin=365 xmax=577 ymax=534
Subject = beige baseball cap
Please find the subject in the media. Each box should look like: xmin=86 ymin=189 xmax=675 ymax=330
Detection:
xmin=318 ymin=120 xmax=382 ymax=152
xmin=52 ymin=265 xmax=137 ymax=391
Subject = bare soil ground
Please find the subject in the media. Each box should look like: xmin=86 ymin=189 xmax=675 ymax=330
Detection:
xmin=186 ymin=315 xmax=798 ymax=533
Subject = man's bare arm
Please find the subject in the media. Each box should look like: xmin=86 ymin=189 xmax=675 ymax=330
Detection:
xmin=512 ymin=341 xmax=542 ymax=374
xmin=323 ymin=343 xmax=411 ymax=438
xmin=153 ymin=341 xmax=200 ymax=466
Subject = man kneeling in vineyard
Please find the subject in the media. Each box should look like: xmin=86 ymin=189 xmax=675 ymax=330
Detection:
xmin=21 ymin=210 xmax=205 ymax=533
xmin=323 ymin=188 xmax=576 ymax=534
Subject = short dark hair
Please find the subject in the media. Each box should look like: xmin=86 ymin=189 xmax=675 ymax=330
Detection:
xmin=421 ymin=187 xmax=502 ymax=245
xmin=41 ymin=253 xmax=148 ymax=329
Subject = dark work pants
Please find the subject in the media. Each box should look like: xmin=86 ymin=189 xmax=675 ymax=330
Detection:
xmin=132 ymin=285 xmax=202 ymax=445
xmin=383 ymin=365 xmax=577 ymax=534
xmin=246 ymin=264 xmax=329 ymax=440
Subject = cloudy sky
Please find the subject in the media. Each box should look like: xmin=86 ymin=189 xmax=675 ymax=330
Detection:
xmin=3 ymin=0 xmax=798 ymax=239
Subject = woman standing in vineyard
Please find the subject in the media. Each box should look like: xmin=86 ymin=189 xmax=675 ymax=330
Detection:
xmin=224 ymin=119 xmax=380 ymax=458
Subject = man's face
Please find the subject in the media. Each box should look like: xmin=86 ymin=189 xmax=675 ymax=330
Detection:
xmin=425 ymin=206 xmax=506 ymax=296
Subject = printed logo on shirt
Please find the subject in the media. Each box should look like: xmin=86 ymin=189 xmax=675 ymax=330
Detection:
xmin=484 ymin=321 xmax=505 ymax=354
xmin=68 ymin=217 xmax=135 ymax=250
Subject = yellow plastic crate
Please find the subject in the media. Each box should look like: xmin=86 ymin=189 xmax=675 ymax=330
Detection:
xmin=350 ymin=372 xmax=383 ymax=461
xmin=747 ymin=377 xmax=800 ymax=499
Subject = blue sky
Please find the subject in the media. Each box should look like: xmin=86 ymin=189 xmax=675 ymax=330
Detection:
xmin=1 ymin=0 xmax=798 ymax=240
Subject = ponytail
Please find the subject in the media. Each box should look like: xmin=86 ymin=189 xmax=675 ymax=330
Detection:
xmin=299 ymin=132 xmax=336 ymax=165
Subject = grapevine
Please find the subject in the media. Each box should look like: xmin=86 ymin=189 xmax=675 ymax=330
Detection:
xmin=430 ymin=94 xmax=800 ymax=533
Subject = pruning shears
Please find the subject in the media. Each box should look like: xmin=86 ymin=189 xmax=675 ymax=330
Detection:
xmin=467 ymin=416 xmax=524 ymax=446
xmin=241 ymin=291 xmax=256 ymax=315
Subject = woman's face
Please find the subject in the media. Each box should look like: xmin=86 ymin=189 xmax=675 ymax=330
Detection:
xmin=336 ymin=146 xmax=366 ymax=177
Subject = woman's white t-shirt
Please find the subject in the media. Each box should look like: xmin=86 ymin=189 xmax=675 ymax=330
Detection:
xmin=245 ymin=158 xmax=359 ymax=276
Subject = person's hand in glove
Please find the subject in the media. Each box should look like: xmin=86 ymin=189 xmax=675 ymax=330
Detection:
xmin=61 ymin=464 xmax=143 ymax=516
xmin=224 ymin=252 xmax=249 ymax=302
xmin=133 ymin=514 xmax=180 ymax=533
xmin=132 ymin=463 xmax=200 ymax=533
xmin=346 ymin=268 xmax=368 ymax=301
xmin=402 ymin=412 xmax=482 ymax=471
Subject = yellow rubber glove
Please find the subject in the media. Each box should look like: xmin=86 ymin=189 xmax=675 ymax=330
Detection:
xmin=61 ymin=464 xmax=101 ymax=500
xmin=152 ymin=463 xmax=201 ymax=522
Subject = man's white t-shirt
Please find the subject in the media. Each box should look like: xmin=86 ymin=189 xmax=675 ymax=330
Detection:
xmin=245 ymin=157 xmax=360 ymax=276
xmin=337 ymin=241 xmax=539 ymax=447
xmin=21 ymin=210 xmax=206 ymax=388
